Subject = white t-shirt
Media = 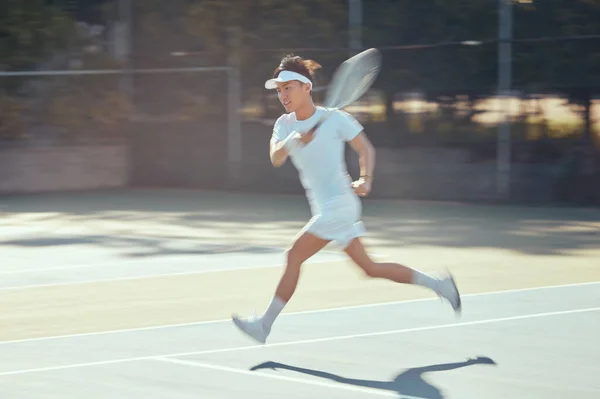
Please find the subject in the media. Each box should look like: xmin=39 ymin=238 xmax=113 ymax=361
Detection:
xmin=272 ymin=106 xmax=364 ymax=211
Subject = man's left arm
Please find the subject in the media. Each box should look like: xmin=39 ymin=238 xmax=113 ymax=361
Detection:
xmin=348 ymin=132 xmax=376 ymax=196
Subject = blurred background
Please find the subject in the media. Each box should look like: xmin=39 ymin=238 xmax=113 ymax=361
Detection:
xmin=1 ymin=0 xmax=599 ymax=205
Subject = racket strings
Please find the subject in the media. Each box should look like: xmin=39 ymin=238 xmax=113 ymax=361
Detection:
xmin=324 ymin=49 xmax=382 ymax=109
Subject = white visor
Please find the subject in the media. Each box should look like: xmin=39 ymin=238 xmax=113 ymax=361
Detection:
xmin=264 ymin=70 xmax=312 ymax=90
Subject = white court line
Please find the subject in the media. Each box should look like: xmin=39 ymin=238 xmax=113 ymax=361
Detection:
xmin=153 ymin=357 xmax=401 ymax=398
xmin=0 ymin=246 xmax=290 ymax=275
xmin=0 ymin=250 xmax=360 ymax=292
xmin=0 ymin=306 xmax=598 ymax=377
xmin=1 ymin=280 xmax=599 ymax=346
xmin=0 ymin=259 xmax=155 ymax=275
xmin=0 ymin=242 xmax=355 ymax=276
xmin=0 ymin=259 xmax=347 ymax=292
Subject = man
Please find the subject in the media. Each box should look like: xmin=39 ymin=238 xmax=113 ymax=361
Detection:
xmin=232 ymin=54 xmax=461 ymax=344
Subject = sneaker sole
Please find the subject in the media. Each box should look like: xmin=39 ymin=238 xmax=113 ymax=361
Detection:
xmin=448 ymin=273 xmax=462 ymax=315
xmin=231 ymin=316 xmax=268 ymax=344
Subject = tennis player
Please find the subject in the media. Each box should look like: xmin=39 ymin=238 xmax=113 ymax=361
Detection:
xmin=232 ymin=54 xmax=461 ymax=344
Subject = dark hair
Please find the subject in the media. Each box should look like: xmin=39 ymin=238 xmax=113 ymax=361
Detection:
xmin=273 ymin=54 xmax=322 ymax=84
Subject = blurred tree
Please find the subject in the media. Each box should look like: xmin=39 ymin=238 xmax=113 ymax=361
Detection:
xmin=512 ymin=0 xmax=600 ymax=201
xmin=513 ymin=0 xmax=600 ymax=145
xmin=0 ymin=0 xmax=76 ymax=71
xmin=0 ymin=1 xmax=77 ymax=140
xmin=0 ymin=92 xmax=25 ymax=140
xmin=359 ymin=0 xmax=600 ymax=147
xmin=362 ymin=0 xmax=498 ymax=131
xmin=127 ymin=0 xmax=349 ymax=117
xmin=0 ymin=1 xmax=136 ymax=141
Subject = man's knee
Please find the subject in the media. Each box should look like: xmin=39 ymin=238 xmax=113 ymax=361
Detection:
xmin=343 ymin=238 xmax=379 ymax=278
xmin=284 ymin=231 xmax=328 ymax=269
xmin=353 ymin=258 xmax=379 ymax=278
xmin=285 ymin=245 xmax=306 ymax=268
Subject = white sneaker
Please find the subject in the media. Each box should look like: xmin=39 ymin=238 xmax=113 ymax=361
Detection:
xmin=231 ymin=315 xmax=270 ymax=344
xmin=437 ymin=273 xmax=462 ymax=314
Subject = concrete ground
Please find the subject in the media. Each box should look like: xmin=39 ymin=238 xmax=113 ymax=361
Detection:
xmin=1 ymin=188 xmax=599 ymax=398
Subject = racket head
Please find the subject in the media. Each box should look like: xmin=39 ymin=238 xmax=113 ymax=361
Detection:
xmin=323 ymin=48 xmax=382 ymax=110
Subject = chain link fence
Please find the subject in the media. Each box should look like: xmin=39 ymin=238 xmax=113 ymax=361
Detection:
xmin=1 ymin=1 xmax=599 ymax=204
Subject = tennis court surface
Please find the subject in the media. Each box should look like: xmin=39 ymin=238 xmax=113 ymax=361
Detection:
xmin=1 ymin=188 xmax=599 ymax=399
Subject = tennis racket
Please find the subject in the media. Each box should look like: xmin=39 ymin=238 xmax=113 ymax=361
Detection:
xmin=311 ymin=48 xmax=382 ymax=131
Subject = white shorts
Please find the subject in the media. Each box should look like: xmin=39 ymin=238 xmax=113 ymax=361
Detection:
xmin=301 ymin=193 xmax=366 ymax=250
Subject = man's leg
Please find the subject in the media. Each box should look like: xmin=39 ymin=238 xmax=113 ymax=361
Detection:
xmin=232 ymin=231 xmax=330 ymax=343
xmin=343 ymin=237 xmax=461 ymax=313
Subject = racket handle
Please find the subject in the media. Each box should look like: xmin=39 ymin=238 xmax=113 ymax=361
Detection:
xmin=311 ymin=109 xmax=334 ymax=132
xmin=312 ymin=120 xmax=324 ymax=131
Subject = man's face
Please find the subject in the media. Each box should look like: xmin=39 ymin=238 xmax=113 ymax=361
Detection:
xmin=276 ymin=80 xmax=310 ymax=113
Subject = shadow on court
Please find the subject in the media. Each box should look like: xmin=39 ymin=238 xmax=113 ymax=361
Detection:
xmin=0 ymin=234 xmax=281 ymax=257
xmin=249 ymin=356 xmax=497 ymax=399
xmin=1 ymin=189 xmax=600 ymax=256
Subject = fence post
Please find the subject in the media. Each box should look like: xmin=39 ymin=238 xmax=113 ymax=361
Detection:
xmin=497 ymin=0 xmax=513 ymax=200
xmin=227 ymin=26 xmax=243 ymax=186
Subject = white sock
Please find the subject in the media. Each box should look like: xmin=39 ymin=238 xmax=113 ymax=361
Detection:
xmin=411 ymin=270 xmax=441 ymax=293
xmin=261 ymin=296 xmax=286 ymax=330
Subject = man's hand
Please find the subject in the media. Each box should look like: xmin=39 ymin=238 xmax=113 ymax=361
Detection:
xmin=352 ymin=176 xmax=372 ymax=197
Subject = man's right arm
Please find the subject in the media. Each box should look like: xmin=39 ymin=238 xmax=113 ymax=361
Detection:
xmin=270 ymin=116 xmax=290 ymax=167
xmin=270 ymin=132 xmax=304 ymax=167
xmin=270 ymin=137 xmax=290 ymax=167
xmin=269 ymin=116 xmax=316 ymax=167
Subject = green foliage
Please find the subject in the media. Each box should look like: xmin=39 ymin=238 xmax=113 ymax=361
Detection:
xmin=0 ymin=1 xmax=77 ymax=140
xmin=129 ymin=0 xmax=350 ymax=103
xmin=0 ymin=92 xmax=25 ymax=140
xmin=0 ymin=0 xmax=77 ymax=71
xmin=39 ymin=75 xmax=133 ymax=138
xmin=2 ymin=0 xmax=599 ymax=145
xmin=513 ymin=0 xmax=600 ymax=90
